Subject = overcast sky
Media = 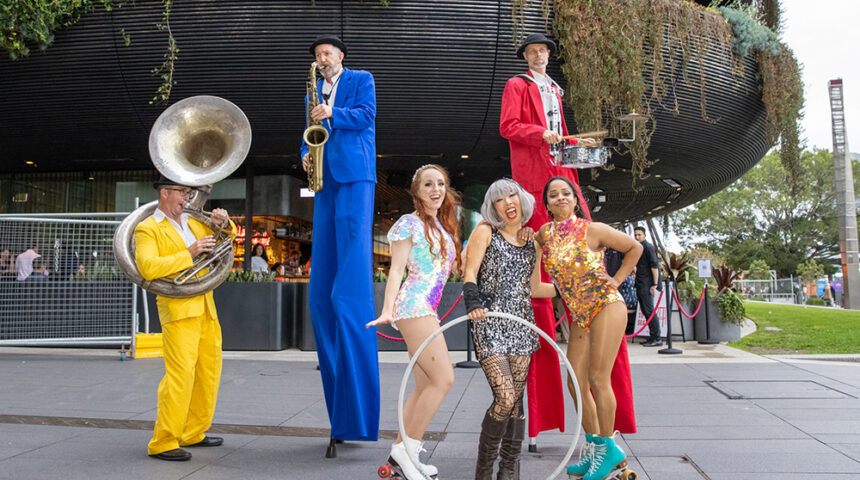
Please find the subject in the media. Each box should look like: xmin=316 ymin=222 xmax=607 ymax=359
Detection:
xmin=781 ymin=0 xmax=859 ymax=153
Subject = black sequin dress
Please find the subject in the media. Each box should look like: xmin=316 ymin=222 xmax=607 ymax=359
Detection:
xmin=472 ymin=228 xmax=539 ymax=360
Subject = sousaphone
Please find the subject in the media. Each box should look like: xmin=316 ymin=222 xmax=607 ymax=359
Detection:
xmin=113 ymin=95 xmax=252 ymax=298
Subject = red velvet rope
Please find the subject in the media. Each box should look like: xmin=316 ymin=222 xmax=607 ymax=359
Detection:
xmin=624 ymin=289 xmax=664 ymax=339
xmin=376 ymin=293 xmax=463 ymax=342
xmin=672 ymin=286 xmax=707 ymax=319
xmin=555 ymin=311 xmax=567 ymax=328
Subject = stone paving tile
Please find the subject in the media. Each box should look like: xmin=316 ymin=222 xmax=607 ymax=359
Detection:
xmin=0 ymin=455 xmax=202 ymax=480
xmin=633 ymin=411 xmax=786 ymax=427
xmin=766 ymin=407 xmax=860 ymax=421
xmin=785 ymin=419 xmax=860 ymax=434
xmin=632 ymin=424 xmax=809 ymax=440
xmin=637 ymin=455 xmax=700 ymax=473
xmin=688 ymin=451 xmax=859 ymax=473
xmin=640 ymin=473 xmax=701 ymax=480
xmin=626 ymin=438 xmax=833 ymax=457
xmin=830 ymin=443 xmax=860 ymax=462
xmin=0 ymin=447 xmax=29 ymax=461
xmin=0 ymin=350 xmax=858 ymax=479
xmin=812 ymin=433 xmax=860 ymax=444
xmin=709 ymin=475 xmax=859 ymax=480
xmin=0 ymin=423 xmax=95 ymax=448
xmin=751 ymin=398 xmax=860 ymax=409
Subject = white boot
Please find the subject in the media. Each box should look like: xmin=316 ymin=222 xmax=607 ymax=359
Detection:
xmin=389 ymin=441 xmax=428 ymax=480
xmin=402 ymin=436 xmax=438 ymax=478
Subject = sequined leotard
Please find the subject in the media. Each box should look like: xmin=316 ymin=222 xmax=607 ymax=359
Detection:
xmin=542 ymin=216 xmax=624 ymax=330
xmin=472 ymin=228 xmax=539 ymax=360
xmin=388 ymin=214 xmax=456 ymax=325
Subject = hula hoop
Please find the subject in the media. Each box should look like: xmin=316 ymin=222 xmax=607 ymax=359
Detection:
xmin=397 ymin=312 xmax=583 ymax=480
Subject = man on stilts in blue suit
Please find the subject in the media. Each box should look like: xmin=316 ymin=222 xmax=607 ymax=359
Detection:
xmin=301 ymin=34 xmax=380 ymax=456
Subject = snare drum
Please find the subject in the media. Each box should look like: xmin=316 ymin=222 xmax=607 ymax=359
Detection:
xmin=560 ymin=145 xmax=610 ymax=169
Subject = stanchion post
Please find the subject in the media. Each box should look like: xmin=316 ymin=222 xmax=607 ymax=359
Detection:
xmin=658 ymin=278 xmax=683 ymax=355
xmin=698 ymin=280 xmax=718 ymax=344
xmin=456 ymin=319 xmax=480 ymax=368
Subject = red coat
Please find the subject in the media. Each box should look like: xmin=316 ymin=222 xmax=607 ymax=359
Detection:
xmin=500 ymin=72 xmax=579 ymax=195
xmin=500 ymin=72 xmax=637 ymax=436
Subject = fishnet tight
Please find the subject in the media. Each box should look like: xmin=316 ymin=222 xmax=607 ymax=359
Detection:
xmin=479 ymin=354 xmax=531 ymax=421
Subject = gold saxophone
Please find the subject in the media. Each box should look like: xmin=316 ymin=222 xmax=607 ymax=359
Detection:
xmin=303 ymin=61 xmax=328 ymax=192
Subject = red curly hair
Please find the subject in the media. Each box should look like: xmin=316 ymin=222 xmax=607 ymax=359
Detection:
xmin=410 ymin=164 xmax=462 ymax=272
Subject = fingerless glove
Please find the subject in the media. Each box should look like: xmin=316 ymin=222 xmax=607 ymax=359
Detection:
xmin=463 ymin=281 xmax=484 ymax=313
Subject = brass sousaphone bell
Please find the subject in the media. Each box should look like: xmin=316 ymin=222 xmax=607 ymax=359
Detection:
xmin=113 ymin=95 xmax=252 ymax=298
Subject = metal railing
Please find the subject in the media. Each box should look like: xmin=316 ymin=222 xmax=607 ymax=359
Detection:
xmin=0 ymin=213 xmax=135 ymax=351
xmin=735 ymin=277 xmax=804 ymax=305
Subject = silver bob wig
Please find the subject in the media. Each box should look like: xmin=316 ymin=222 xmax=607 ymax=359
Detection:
xmin=480 ymin=178 xmax=535 ymax=228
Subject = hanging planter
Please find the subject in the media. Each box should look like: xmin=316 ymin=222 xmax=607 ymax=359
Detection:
xmin=543 ymin=0 xmax=802 ymax=189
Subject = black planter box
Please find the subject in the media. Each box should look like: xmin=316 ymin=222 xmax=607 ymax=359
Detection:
xmin=373 ymin=282 xmax=470 ymax=351
xmin=138 ymin=282 xmax=296 ymax=351
xmin=213 ymin=282 xmax=290 ymax=351
xmin=694 ymin=298 xmax=741 ymax=342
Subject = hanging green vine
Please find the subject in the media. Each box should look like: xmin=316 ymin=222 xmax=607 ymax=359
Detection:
xmin=550 ymin=0 xmax=732 ymax=188
xmin=529 ymin=0 xmax=802 ymax=189
xmin=2 ymin=0 xmax=178 ymax=104
xmin=1 ymin=0 xmax=115 ymax=59
xmin=149 ymin=0 xmax=177 ymax=104
xmin=717 ymin=4 xmax=803 ymax=192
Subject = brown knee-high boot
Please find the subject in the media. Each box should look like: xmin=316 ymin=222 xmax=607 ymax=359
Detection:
xmin=496 ymin=417 xmax=525 ymax=480
xmin=475 ymin=412 xmax=508 ymax=480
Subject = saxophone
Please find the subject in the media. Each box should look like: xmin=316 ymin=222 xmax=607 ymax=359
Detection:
xmin=303 ymin=61 xmax=328 ymax=192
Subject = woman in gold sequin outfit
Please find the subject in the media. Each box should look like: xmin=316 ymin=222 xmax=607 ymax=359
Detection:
xmin=536 ymin=176 xmax=642 ymax=480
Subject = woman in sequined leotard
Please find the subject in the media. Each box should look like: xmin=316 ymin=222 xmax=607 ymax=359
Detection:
xmin=366 ymin=165 xmax=462 ymax=480
xmin=537 ymin=176 xmax=642 ymax=480
xmin=462 ymin=179 xmax=556 ymax=480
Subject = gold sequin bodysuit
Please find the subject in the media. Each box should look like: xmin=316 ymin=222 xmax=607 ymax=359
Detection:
xmin=542 ymin=216 xmax=624 ymax=330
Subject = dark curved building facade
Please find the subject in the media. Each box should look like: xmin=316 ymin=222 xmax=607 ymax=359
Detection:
xmin=0 ymin=0 xmax=770 ymax=222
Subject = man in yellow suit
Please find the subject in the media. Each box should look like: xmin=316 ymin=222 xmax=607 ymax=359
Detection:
xmin=135 ymin=176 xmax=236 ymax=461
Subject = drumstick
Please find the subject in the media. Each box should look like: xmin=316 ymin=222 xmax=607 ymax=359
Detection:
xmin=560 ymin=129 xmax=608 ymax=140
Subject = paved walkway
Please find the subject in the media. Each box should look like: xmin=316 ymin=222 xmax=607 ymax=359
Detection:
xmin=1 ymin=340 xmax=859 ymax=480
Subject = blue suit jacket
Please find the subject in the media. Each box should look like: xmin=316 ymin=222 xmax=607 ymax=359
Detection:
xmin=301 ymin=67 xmax=377 ymax=184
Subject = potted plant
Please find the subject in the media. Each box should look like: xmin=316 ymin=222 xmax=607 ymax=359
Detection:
xmin=212 ymin=270 xmax=291 ymax=351
xmin=694 ymin=265 xmax=744 ymax=342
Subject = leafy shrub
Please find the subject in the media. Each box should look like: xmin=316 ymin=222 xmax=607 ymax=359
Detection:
xmin=806 ymin=297 xmax=826 ymax=306
xmin=716 ymin=290 xmax=746 ymax=325
xmin=225 ymin=270 xmax=276 ymax=282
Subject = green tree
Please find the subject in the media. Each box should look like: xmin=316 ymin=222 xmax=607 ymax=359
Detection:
xmin=796 ymin=258 xmax=824 ymax=284
xmin=671 ymin=148 xmax=857 ymax=276
xmin=747 ymin=259 xmax=771 ymax=280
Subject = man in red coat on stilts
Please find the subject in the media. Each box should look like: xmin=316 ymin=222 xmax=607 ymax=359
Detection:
xmin=499 ymin=33 xmax=637 ymax=446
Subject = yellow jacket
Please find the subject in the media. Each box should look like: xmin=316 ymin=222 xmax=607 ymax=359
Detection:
xmin=134 ymin=214 xmax=237 ymax=324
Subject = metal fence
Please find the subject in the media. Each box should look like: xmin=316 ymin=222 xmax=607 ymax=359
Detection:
xmin=0 ymin=213 xmax=135 ymax=348
xmin=735 ymin=278 xmax=803 ymax=304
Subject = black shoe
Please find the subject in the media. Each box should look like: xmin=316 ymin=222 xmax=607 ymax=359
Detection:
xmin=638 ymin=339 xmax=650 ymax=345
xmin=150 ymin=448 xmax=191 ymax=461
xmin=185 ymin=436 xmax=223 ymax=447
xmin=643 ymin=340 xmax=663 ymax=347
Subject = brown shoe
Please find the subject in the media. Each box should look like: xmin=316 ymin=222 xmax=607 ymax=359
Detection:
xmin=497 ymin=417 xmax=525 ymax=480
xmin=185 ymin=436 xmax=224 ymax=447
xmin=150 ymin=448 xmax=191 ymax=461
xmin=475 ymin=412 xmax=508 ymax=480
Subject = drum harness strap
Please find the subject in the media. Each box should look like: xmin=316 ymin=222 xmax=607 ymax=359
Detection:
xmin=515 ymin=73 xmax=564 ymax=96
xmin=516 ymin=74 xmax=565 ymax=166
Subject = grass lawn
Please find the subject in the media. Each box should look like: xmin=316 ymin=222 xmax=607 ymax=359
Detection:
xmin=730 ymin=302 xmax=860 ymax=354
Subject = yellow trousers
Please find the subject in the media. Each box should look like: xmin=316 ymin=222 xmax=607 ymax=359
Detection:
xmin=147 ymin=305 xmax=222 ymax=455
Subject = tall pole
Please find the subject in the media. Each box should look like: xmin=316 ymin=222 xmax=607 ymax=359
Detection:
xmin=828 ymin=79 xmax=860 ymax=309
xmin=646 ymin=218 xmax=682 ymax=354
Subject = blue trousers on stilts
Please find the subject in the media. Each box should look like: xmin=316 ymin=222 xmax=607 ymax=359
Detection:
xmin=309 ymin=170 xmax=380 ymax=441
